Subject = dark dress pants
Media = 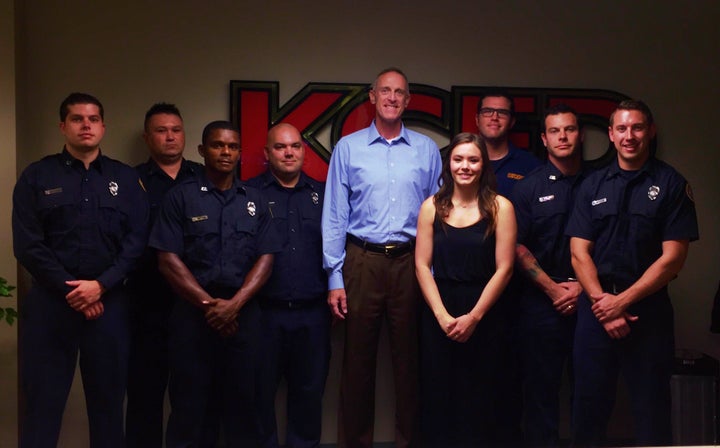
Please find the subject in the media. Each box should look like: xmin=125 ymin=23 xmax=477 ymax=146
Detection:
xmin=126 ymin=286 xmax=173 ymax=447
xmin=571 ymin=293 xmax=674 ymax=447
xmin=166 ymin=298 xmax=261 ymax=448
xmin=518 ymin=310 xmax=575 ymax=447
xmin=338 ymin=243 xmax=420 ymax=448
xmin=256 ymin=301 xmax=331 ymax=448
xmin=20 ymin=283 xmax=130 ymax=448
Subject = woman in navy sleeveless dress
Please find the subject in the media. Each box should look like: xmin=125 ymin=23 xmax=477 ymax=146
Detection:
xmin=415 ymin=133 xmax=516 ymax=447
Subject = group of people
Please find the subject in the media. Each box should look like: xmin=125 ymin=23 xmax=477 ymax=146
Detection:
xmin=12 ymin=66 xmax=698 ymax=448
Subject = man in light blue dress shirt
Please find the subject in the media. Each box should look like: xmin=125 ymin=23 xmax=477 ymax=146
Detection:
xmin=322 ymin=67 xmax=442 ymax=448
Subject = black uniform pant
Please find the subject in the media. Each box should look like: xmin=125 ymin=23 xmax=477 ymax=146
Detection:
xmin=255 ymin=300 xmax=331 ymax=448
xmin=20 ymin=283 xmax=129 ymax=448
xmin=166 ymin=298 xmax=260 ymax=448
xmin=126 ymin=288 xmax=173 ymax=448
xmin=517 ymin=310 xmax=575 ymax=447
xmin=572 ymin=293 xmax=674 ymax=447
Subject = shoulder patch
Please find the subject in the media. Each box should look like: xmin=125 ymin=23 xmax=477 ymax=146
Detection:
xmin=686 ymin=183 xmax=695 ymax=202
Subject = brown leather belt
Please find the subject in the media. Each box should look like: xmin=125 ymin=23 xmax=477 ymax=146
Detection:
xmin=347 ymin=234 xmax=415 ymax=258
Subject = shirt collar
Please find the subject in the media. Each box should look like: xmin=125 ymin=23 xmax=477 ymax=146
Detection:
xmin=61 ymin=147 xmax=104 ymax=173
xmin=367 ymin=120 xmax=410 ymax=146
xmin=606 ymin=157 xmax=657 ymax=180
xmin=261 ymin=169 xmax=316 ymax=191
xmin=197 ymin=172 xmax=246 ymax=195
xmin=544 ymin=160 xmax=585 ymax=183
xmin=544 ymin=161 xmax=564 ymax=181
xmin=145 ymin=157 xmax=199 ymax=177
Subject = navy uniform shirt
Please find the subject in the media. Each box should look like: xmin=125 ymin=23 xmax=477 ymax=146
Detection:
xmin=246 ymin=170 xmax=327 ymax=302
xmin=129 ymin=158 xmax=202 ymax=293
xmin=137 ymin=158 xmax=203 ymax=226
xmin=491 ymin=143 xmax=542 ymax=197
xmin=12 ymin=148 xmax=149 ymax=294
xmin=566 ymin=157 xmax=698 ymax=304
xmin=511 ymin=161 xmax=587 ymax=314
xmin=149 ymin=172 xmax=280 ymax=294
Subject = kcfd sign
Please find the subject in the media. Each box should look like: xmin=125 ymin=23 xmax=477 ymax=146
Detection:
xmin=230 ymin=81 xmax=628 ymax=180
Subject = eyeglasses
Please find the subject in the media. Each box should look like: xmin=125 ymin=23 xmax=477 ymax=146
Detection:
xmin=478 ymin=107 xmax=512 ymax=118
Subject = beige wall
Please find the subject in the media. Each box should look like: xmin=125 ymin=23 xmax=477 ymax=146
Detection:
xmin=1 ymin=0 xmax=18 ymax=446
xmin=7 ymin=0 xmax=720 ymax=445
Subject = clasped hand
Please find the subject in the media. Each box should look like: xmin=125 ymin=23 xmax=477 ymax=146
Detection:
xmin=203 ymin=298 xmax=240 ymax=337
xmin=65 ymin=280 xmax=104 ymax=320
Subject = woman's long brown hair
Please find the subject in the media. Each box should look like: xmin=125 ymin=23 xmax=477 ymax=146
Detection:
xmin=434 ymin=132 xmax=498 ymax=237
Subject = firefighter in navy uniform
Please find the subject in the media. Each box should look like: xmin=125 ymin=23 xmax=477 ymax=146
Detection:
xmin=510 ymin=104 xmax=586 ymax=446
xmin=149 ymin=121 xmax=280 ymax=447
xmin=567 ymin=100 xmax=699 ymax=446
xmin=247 ymin=123 xmax=330 ymax=448
xmin=12 ymin=92 xmax=149 ymax=447
xmin=125 ymin=103 xmax=203 ymax=447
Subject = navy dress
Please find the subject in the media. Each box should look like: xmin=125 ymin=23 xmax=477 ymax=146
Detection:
xmin=420 ymin=215 xmax=505 ymax=448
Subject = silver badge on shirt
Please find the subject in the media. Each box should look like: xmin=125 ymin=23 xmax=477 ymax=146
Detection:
xmin=247 ymin=201 xmax=256 ymax=217
xmin=108 ymin=181 xmax=119 ymax=196
xmin=311 ymin=192 xmax=319 ymax=205
xmin=648 ymin=185 xmax=660 ymax=201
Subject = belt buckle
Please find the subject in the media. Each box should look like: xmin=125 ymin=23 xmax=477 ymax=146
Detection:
xmin=384 ymin=244 xmax=397 ymax=257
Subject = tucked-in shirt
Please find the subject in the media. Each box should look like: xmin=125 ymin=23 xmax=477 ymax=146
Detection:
xmin=512 ymin=162 xmax=587 ymax=281
xmin=246 ymin=170 xmax=327 ymax=301
xmin=322 ymin=121 xmax=442 ymax=290
xmin=510 ymin=161 xmax=587 ymax=315
xmin=491 ymin=143 xmax=542 ymax=197
xmin=566 ymin=157 xmax=698 ymax=290
xmin=149 ymin=173 xmax=280 ymax=292
xmin=12 ymin=148 xmax=149 ymax=294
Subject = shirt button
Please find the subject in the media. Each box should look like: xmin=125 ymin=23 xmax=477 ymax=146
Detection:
xmin=291 ymin=228 xmax=296 ymax=233
xmin=84 ymin=198 xmax=89 ymax=202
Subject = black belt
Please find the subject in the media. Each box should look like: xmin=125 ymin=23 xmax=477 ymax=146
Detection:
xmin=260 ymin=298 xmax=326 ymax=310
xmin=347 ymin=234 xmax=415 ymax=258
xmin=599 ymin=278 xmax=632 ymax=295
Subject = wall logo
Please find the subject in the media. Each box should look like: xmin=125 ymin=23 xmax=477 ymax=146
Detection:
xmin=230 ymin=81 xmax=628 ymax=180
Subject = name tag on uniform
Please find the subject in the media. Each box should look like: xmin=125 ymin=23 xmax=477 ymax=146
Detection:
xmin=44 ymin=187 xmax=63 ymax=195
xmin=591 ymin=198 xmax=607 ymax=206
xmin=191 ymin=215 xmax=209 ymax=222
xmin=507 ymin=173 xmax=524 ymax=180
xmin=538 ymin=195 xmax=555 ymax=203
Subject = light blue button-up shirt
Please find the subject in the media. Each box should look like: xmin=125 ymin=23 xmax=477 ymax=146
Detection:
xmin=322 ymin=121 xmax=442 ymax=290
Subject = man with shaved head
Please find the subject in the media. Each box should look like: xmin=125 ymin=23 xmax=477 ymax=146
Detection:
xmin=247 ymin=123 xmax=330 ymax=448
